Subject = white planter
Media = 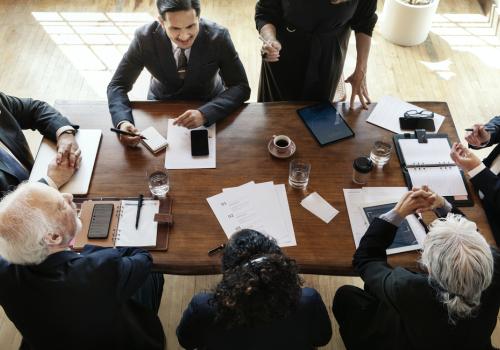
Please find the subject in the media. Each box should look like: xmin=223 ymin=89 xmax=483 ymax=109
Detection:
xmin=381 ymin=0 xmax=440 ymax=46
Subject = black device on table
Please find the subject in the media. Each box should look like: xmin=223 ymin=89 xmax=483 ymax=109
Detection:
xmin=87 ymin=204 xmax=114 ymax=239
xmin=399 ymin=109 xmax=436 ymax=132
xmin=191 ymin=129 xmax=209 ymax=156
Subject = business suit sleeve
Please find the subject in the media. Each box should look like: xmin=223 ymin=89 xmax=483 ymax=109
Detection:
xmin=352 ymin=218 xmax=402 ymax=308
xmin=107 ymin=34 xmax=145 ymax=127
xmin=255 ymin=0 xmax=283 ymax=31
xmin=198 ymin=29 xmax=250 ymax=126
xmin=84 ymin=245 xmax=153 ymax=301
xmin=176 ymin=293 xmax=212 ymax=350
xmin=469 ymin=116 xmax=500 ymax=149
xmin=0 ymin=92 xmax=71 ymax=141
xmin=470 ymin=168 xmax=500 ymax=243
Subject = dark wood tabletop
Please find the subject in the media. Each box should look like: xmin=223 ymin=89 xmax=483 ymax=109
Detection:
xmin=54 ymin=100 xmax=495 ymax=275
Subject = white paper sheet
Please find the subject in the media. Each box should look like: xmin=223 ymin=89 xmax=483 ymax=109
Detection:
xmin=207 ymin=181 xmax=296 ymax=247
xmin=398 ymin=138 xmax=454 ymax=166
xmin=115 ymin=200 xmax=159 ymax=247
xmin=408 ymin=167 xmax=468 ymax=196
xmin=343 ymin=187 xmax=426 ymax=255
xmin=29 ymin=129 xmax=102 ymax=195
xmin=301 ymin=192 xmax=339 ymax=224
xmin=367 ymin=96 xmax=445 ymax=134
xmin=164 ymin=119 xmax=215 ymax=169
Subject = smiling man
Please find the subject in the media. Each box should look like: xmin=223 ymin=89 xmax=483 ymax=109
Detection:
xmin=108 ymin=0 xmax=251 ymax=146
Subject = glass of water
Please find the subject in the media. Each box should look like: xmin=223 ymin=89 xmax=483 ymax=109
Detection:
xmin=289 ymin=159 xmax=311 ymax=189
xmin=147 ymin=167 xmax=170 ymax=198
xmin=369 ymin=141 xmax=393 ymax=168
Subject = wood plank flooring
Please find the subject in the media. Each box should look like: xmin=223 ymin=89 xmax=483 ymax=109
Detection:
xmin=0 ymin=0 xmax=499 ymax=349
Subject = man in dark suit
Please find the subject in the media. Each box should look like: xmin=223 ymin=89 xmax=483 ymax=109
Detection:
xmin=0 ymin=182 xmax=165 ymax=350
xmin=333 ymin=189 xmax=500 ymax=350
xmin=0 ymin=92 xmax=81 ymax=195
xmin=450 ymin=118 xmax=500 ymax=245
xmin=108 ymin=0 xmax=250 ymax=146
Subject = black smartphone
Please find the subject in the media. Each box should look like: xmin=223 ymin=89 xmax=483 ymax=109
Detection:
xmin=191 ymin=129 xmax=209 ymax=156
xmin=399 ymin=117 xmax=436 ymax=132
xmin=88 ymin=204 xmax=114 ymax=239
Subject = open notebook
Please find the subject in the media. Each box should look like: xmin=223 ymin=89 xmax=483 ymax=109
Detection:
xmin=395 ymin=136 xmax=470 ymax=202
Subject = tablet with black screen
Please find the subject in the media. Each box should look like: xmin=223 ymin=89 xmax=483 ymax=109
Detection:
xmin=297 ymin=102 xmax=355 ymax=146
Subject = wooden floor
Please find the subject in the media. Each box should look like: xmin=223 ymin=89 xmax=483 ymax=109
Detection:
xmin=1 ymin=0 xmax=500 ymax=349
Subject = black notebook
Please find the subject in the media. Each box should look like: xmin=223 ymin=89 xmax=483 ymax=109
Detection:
xmin=297 ymin=102 xmax=354 ymax=146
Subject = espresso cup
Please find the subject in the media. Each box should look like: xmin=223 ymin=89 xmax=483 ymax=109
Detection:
xmin=273 ymin=135 xmax=291 ymax=153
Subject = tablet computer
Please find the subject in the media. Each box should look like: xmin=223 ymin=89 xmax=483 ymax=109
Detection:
xmin=297 ymin=102 xmax=355 ymax=146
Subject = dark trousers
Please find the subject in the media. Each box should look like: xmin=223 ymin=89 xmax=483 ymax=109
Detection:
xmin=332 ymin=285 xmax=379 ymax=350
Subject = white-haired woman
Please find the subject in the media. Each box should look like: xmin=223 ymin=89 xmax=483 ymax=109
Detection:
xmin=333 ymin=188 xmax=500 ymax=350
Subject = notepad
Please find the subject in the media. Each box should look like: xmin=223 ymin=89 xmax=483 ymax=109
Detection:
xmin=141 ymin=126 xmax=168 ymax=153
xmin=115 ymin=200 xmax=159 ymax=247
xmin=29 ymin=129 xmax=102 ymax=195
xmin=301 ymin=192 xmax=339 ymax=224
xmin=396 ymin=137 xmax=467 ymax=197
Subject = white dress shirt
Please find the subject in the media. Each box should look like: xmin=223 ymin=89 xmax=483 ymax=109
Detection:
xmin=171 ymin=41 xmax=191 ymax=66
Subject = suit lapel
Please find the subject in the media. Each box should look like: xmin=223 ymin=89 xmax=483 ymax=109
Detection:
xmin=152 ymin=24 xmax=183 ymax=91
xmin=183 ymin=20 xmax=209 ymax=88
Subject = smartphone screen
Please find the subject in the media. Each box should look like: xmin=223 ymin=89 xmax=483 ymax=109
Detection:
xmin=88 ymin=204 xmax=114 ymax=239
xmin=191 ymin=129 xmax=209 ymax=156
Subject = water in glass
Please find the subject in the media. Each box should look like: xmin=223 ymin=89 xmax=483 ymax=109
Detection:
xmin=148 ymin=171 xmax=169 ymax=197
xmin=369 ymin=141 xmax=392 ymax=167
xmin=289 ymin=160 xmax=311 ymax=189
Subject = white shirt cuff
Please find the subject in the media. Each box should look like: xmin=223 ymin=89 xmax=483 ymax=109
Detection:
xmin=116 ymin=120 xmax=133 ymax=129
xmin=44 ymin=176 xmax=59 ymax=189
xmin=56 ymin=126 xmax=75 ymax=139
xmin=468 ymin=163 xmax=486 ymax=178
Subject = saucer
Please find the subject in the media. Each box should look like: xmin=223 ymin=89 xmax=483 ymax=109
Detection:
xmin=268 ymin=139 xmax=296 ymax=159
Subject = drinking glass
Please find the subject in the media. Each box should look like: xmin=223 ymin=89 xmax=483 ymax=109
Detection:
xmin=288 ymin=159 xmax=311 ymax=189
xmin=147 ymin=168 xmax=170 ymax=198
xmin=369 ymin=141 xmax=393 ymax=168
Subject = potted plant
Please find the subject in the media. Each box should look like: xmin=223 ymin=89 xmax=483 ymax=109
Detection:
xmin=380 ymin=0 xmax=440 ymax=46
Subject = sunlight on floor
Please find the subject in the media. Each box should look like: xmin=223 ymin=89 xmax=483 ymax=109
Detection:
xmin=31 ymin=11 xmax=154 ymax=98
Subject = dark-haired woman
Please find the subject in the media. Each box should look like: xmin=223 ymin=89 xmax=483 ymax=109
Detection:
xmin=176 ymin=229 xmax=332 ymax=350
xmin=256 ymin=0 xmax=377 ymax=109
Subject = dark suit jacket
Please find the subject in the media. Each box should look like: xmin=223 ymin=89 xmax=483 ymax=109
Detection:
xmin=0 ymin=92 xmax=72 ymax=194
xmin=176 ymin=288 xmax=332 ymax=350
xmin=107 ymin=19 xmax=250 ymax=127
xmin=469 ymin=116 xmax=500 ymax=245
xmin=0 ymin=245 xmax=165 ymax=350
xmin=352 ymin=218 xmax=500 ymax=350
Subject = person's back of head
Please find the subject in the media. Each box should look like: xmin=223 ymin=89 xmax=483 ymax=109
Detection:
xmin=421 ymin=214 xmax=494 ymax=324
xmin=213 ymin=229 xmax=303 ymax=328
xmin=0 ymin=182 xmax=80 ymax=265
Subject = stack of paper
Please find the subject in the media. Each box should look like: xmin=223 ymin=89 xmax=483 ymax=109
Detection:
xmin=343 ymin=187 xmax=427 ymax=255
xmin=367 ymin=95 xmax=445 ymax=134
xmin=207 ymin=181 xmax=296 ymax=247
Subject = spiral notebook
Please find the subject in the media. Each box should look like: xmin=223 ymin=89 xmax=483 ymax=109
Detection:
xmin=394 ymin=134 xmax=473 ymax=206
xmin=72 ymin=197 xmax=172 ymax=250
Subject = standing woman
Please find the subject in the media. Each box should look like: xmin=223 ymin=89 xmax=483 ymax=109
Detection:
xmin=256 ymin=0 xmax=378 ymax=108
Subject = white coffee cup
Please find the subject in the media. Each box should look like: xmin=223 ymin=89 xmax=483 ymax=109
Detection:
xmin=273 ymin=135 xmax=292 ymax=153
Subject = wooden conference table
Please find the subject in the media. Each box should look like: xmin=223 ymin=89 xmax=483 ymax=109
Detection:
xmin=54 ymin=100 xmax=495 ymax=275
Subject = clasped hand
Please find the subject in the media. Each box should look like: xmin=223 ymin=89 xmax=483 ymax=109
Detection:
xmin=394 ymin=186 xmax=445 ymax=218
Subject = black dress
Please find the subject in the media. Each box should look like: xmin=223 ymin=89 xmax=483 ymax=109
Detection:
xmin=255 ymin=0 xmax=378 ymax=102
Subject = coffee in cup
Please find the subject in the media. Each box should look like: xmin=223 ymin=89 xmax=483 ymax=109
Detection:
xmin=273 ymin=135 xmax=291 ymax=153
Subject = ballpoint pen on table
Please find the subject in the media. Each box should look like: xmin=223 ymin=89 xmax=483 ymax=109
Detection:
xmin=110 ymin=127 xmax=147 ymax=140
xmin=208 ymin=244 xmax=226 ymax=256
xmin=135 ymin=194 xmax=144 ymax=229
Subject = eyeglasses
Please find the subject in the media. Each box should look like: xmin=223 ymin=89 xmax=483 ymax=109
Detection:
xmin=404 ymin=110 xmax=434 ymax=119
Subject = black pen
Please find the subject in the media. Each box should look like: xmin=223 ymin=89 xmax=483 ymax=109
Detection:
xmin=414 ymin=213 xmax=429 ymax=234
xmin=110 ymin=127 xmax=147 ymax=140
xmin=208 ymin=244 xmax=226 ymax=256
xmin=465 ymin=127 xmax=496 ymax=132
xmin=135 ymin=194 xmax=144 ymax=229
